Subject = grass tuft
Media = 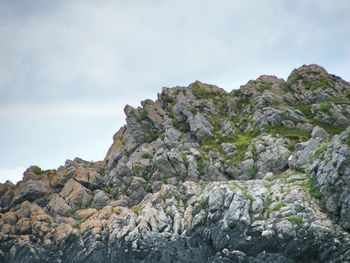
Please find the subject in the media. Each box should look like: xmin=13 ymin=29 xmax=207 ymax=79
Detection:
xmin=136 ymin=110 xmax=149 ymax=122
xmin=74 ymin=218 xmax=86 ymax=228
xmin=132 ymin=205 xmax=142 ymax=216
xmin=197 ymin=198 xmax=207 ymax=209
xmin=286 ymin=215 xmax=303 ymax=227
xmin=197 ymin=157 xmax=205 ymax=176
xmin=303 ymin=176 xmax=322 ymax=200
xmin=311 ymin=142 xmax=330 ymax=160
xmin=319 ymin=102 xmax=332 ymax=112
xmin=142 ymin=151 xmax=154 ymax=159
xmin=268 ymin=201 xmax=284 ymax=213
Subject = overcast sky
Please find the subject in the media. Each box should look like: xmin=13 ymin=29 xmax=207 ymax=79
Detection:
xmin=0 ymin=0 xmax=349 ymax=183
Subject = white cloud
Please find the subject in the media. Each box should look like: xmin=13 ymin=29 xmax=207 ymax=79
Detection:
xmin=0 ymin=100 xmax=131 ymax=119
xmin=0 ymin=167 xmax=25 ymax=184
xmin=1 ymin=0 xmax=348 ymax=105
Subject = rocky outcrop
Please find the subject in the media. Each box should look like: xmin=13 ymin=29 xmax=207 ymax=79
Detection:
xmin=1 ymin=175 xmax=350 ymax=262
xmin=310 ymin=128 xmax=350 ymax=230
xmin=1 ymin=65 xmax=350 ymax=262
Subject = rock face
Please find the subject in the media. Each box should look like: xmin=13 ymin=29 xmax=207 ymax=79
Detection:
xmin=1 ymin=64 xmax=350 ymax=263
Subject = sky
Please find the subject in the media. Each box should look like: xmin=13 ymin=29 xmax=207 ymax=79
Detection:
xmin=0 ymin=0 xmax=349 ymax=183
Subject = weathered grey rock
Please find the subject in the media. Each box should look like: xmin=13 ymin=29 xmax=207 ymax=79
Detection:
xmin=311 ymin=129 xmax=350 ymax=230
xmin=250 ymin=108 xmax=305 ymax=129
xmin=221 ymin=143 xmax=236 ymax=154
xmin=185 ymin=155 xmax=200 ymax=181
xmin=74 ymin=169 xmax=102 ymax=190
xmin=0 ymin=183 xmax=14 ymax=212
xmin=311 ymin=126 xmax=329 ymax=139
xmin=239 ymin=158 xmax=256 ymax=179
xmin=289 ymin=137 xmax=323 ymax=171
xmin=208 ymin=186 xmax=227 ymax=213
xmin=330 ymin=104 xmax=350 ymax=126
xmin=167 ymin=148 xmax=187 ymax=178
xmin=93 ymin=190 xmax=110 ymax=208
xmin=187 ymin=113 xmax=214 ymax=142
xmin=153 ymin=148 xmax=186 ymax=183
xmin=224 ymin=166 xmax=241 ymax=179
xmin=255 ymin=134 xmax=291 ymax=173
xmin=164 ymin=127 xmax=182 ymax=147
xmin=250 ymin=107 xmax=284 ymax=128
xmin=12 ymin=179 xmax=50 ymax=205
xmin=59 ymin=179 xmax=93 ymax=209
xmin=47 ymin=193 xmax=72 ymax=216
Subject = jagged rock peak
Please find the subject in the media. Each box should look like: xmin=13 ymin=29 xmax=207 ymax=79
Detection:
xmin=1 ymin=65 xmax=350 ymax=263
xmin=288 ymin=64 xmax=329 ymax=82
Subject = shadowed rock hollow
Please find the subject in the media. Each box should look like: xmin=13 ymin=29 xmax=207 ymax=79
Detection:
xmin=1 ymin=64 xmax=350 ymax=262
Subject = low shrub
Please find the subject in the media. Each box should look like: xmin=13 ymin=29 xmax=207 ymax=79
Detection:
xmin=32 ymin=165 xmax=42 ymax=175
